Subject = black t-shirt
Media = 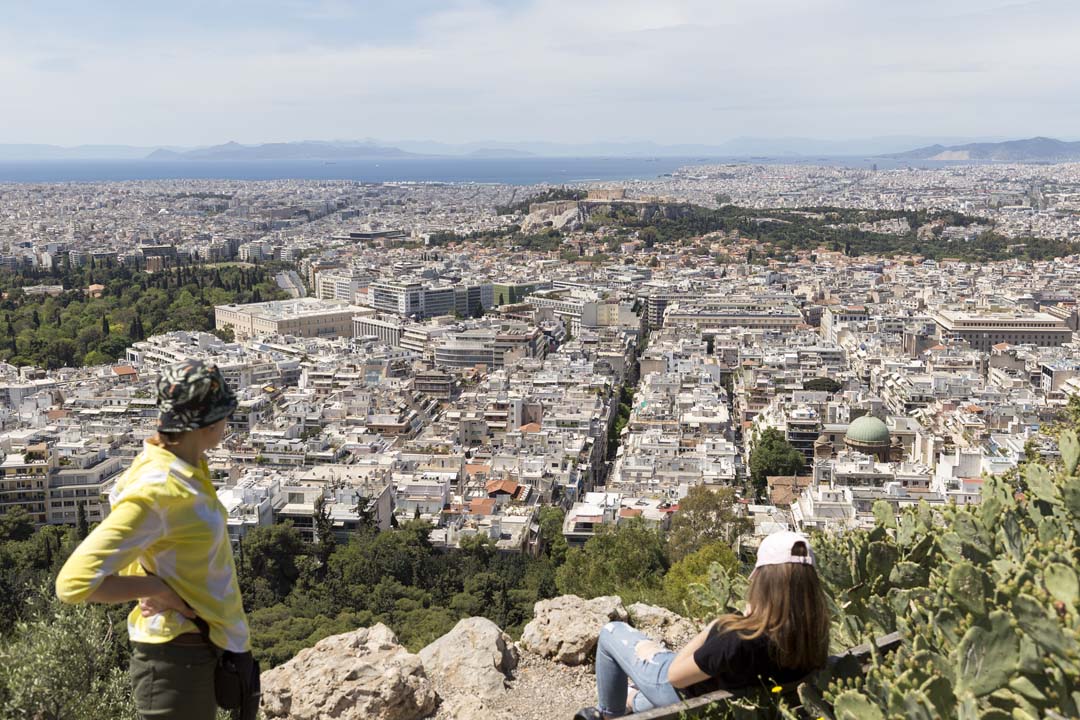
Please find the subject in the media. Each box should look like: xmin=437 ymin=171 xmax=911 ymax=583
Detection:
xmin=682 ymin=625 xmax=809 ymax=698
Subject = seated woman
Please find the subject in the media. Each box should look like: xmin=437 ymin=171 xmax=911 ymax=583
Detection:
xmin=574 ymin=531 xmax=830 ymax=719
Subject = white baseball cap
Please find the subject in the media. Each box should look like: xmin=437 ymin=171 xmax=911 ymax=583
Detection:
xmin=754 ymin=530 xmax=815 ymax=570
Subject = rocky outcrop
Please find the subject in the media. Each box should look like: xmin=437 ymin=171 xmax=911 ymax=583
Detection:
xmin=419 ymin=617 xmax=518 ymax=700
xmin=521 ymin=204 xmax=587 ymax=233
xmin=520 ymin=595 xmax=628 ymax=666
xmin=257 ymin=598 xmax=700 ymax=720
xmin=260 ymin=623 xmax=437 ymax=720
xmin=627 ymin=603 xmax=698 ymax=649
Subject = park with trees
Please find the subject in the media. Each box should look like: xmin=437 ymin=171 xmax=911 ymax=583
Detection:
xmin=0 ymin=259 xmax=285 ymax=368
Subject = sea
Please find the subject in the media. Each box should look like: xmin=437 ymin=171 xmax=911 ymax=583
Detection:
xmin=0 ymin=156 xmax=959 ymax=185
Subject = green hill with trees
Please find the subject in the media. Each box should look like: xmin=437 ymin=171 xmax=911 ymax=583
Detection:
xmin=433 ymin=202 xmax=1077 ymax=263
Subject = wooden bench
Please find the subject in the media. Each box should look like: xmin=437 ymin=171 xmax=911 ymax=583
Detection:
xmin=626 ymin=632 xmax=903 ymax=720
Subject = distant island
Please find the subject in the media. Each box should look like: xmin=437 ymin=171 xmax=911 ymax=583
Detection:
xmin=885 ymin=136 xmax=1080 ymax=162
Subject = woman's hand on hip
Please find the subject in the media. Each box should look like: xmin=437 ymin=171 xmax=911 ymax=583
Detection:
xmin=139 ymin=582 xmax=196 ymax=619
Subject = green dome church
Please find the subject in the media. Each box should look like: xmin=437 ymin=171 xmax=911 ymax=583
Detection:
xmin=844 ymin=415 xmax=894 ymax=461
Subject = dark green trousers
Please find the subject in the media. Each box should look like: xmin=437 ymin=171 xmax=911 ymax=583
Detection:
xmin=130 ymin=641 xmax=218 ymax=720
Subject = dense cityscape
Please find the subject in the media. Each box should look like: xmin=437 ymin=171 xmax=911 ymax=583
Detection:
xmin=1 ymin=158 xmax=1079 ymax=718
xmin=8 ymin=0 xmax=1080 ymax=715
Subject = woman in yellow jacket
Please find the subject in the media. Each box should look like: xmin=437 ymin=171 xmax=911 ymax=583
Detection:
xmin=57 ymin=359 xmax=250 ymax=720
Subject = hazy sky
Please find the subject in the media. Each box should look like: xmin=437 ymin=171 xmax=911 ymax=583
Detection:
xmin=3 ymin=0 xmax=1079 ymax=146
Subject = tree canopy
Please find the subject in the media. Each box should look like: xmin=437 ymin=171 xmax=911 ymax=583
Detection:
xmin=666 ymin=485 xmax=750 ymax=562
xmin=456 ymin=199 xmax=1076 ymax=263
xmin=748 ymin=427 xmax=806 ymax=494
xmin=662 ymin=540 xmax=738 ymax=620
xmin=803 ymin=377 xmax=843 ymax=394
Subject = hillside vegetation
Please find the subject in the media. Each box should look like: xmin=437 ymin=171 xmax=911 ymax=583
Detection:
xmin=435 ymin=202 xmax=1076 ymax=262
xmin=0 ymin=429 xmax=1076 ymax=718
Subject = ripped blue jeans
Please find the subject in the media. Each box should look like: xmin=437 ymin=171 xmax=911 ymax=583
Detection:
xmin=596 ymin=621 xmax=682 ymax=716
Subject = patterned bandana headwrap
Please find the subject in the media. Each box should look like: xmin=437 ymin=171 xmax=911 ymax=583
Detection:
xmin=156 ymin=359 xmax=237 ymax=433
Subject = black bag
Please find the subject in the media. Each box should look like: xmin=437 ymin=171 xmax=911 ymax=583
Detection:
xmin=193 ymin=617 xmax=261 ymax=720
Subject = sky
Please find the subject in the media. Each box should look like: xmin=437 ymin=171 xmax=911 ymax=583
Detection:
xmin=2 ymin=0 xmax=1079 ymax=147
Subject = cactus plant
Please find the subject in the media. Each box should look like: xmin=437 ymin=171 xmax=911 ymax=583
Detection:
xmin=947 ymin=562 xmax=992 ymax=617
xmin=1060 ymin=431 xmax=1079 ymax=476
xmin=1043 ymin=562 xmax=1079 ymax=606
xmin=832 ymin=690 xmax=884 ymax=720
xmin=955 ymin=611 xmax=1019 ymax=697
xmin=1024 ymin=463 xmax=1058 ymax=504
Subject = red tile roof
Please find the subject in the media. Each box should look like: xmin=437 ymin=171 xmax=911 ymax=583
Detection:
xmin=465 ymin=463 xmax=490 ymax=477
xmin=469 ymin=498 xmax=496 ymax=516
xmin=486 ymin=478 xmax=519 ymax=496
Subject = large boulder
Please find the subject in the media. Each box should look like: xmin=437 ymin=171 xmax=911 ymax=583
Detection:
xmin=419 ymin=617 xmax=518 ymax=700
xmin=260 ymin=623 xmax=437 ymax=720
xmin=627 ymin=603 xmax=698 ymax=649
xmin=520 ymin=595 xmax=628 ymax=666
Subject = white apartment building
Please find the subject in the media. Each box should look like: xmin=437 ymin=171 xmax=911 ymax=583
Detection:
xmin=215 ymin=298 xmax=371 ymax=340
xmin=369 ymin=279 xmax=493 ymax=319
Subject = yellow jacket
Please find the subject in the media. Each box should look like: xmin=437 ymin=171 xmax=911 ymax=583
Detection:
xmin=56 ymin=440 xmax=250 ymax=652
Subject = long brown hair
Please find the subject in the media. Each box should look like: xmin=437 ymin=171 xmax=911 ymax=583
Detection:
xmin=715 ymin=541 xmax=830 ymax=670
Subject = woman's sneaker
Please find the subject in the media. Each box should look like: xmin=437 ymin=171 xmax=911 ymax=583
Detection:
xmin=573 ymin=708 xmax=606 ymax=720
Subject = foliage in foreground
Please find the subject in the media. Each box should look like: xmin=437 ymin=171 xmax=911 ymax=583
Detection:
xmin=0 ymin=591 xmax=134 ymax=720
xmin=694 ymin=430 xmax=1080 ymax=719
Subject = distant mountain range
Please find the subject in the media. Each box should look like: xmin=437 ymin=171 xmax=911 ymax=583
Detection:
xmin=1 ymin=136 xmax=1077 ymax=162
xmin=384 ymin=136 xmax=1003 ymax=158
xmin=146 ymin=140 xmax=418 ymax=161
xmin=885 ymin=137 xmax=1080 ymax=162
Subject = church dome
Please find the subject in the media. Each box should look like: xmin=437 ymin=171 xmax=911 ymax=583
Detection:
xmin=845 ymin=415 xmax=890 ymax=446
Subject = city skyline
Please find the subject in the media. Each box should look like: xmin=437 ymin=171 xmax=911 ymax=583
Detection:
xmin=3 ymin=0 xmax=1079 ymax=146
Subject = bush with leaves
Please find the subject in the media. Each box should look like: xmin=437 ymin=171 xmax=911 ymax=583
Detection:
xmin=0 ymin=590 xmax=135 ymax=720
xmin=555 ymin=518 xmax=668 ymax=602
xmin=663 ymin=541 xmax=738 ymax=619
